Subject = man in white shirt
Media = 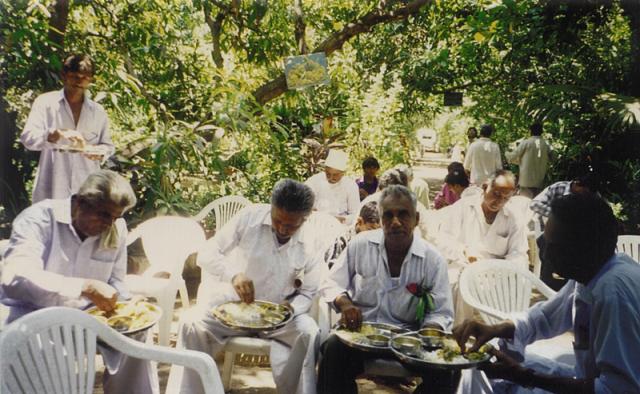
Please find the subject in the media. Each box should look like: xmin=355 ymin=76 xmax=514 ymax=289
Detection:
xmin=435 ymin=170 xmax=528 ymax=324
xmin=453 ymin=193 xmax=640 ymax=393
xmin=506 ymin=123 xmax=553 ymax=198
xmin=21 ymin=54 xmax=114 ymax=203
xmin=173 ymin=179 xmax=324 ymax=394
xmin=437 ymin=170 xmax=527 ymax=267
xmin=464 ymin=124 xmax=502 ymax=185
xmin=305 ymin=149 xmax=360 ymax=225
xmin=318 ymin=185 xmax=454 ymax=393
xmin=395 ymin=164 xmax=430 ymax=208
xmin=0 ymin=170 xmax=163 ymax=394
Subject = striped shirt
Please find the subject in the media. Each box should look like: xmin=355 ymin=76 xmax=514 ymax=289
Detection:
xmin=530 ymin=181 xmax=572 ymax=218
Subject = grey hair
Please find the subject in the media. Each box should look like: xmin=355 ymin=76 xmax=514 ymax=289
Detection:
xmin=76 ymin=170 xmax=137 ymax=211
xmin=486 ymin=169 xmax=517 ymax=189
xmin=378 ymin=185 xmax=417 ymax=214
xmin=378 ymin=168 xmax=408 ymax=189
xmin=394 ymin=164 xmax=413 ymax=180
xmin=271 ymin=179 xmax=315 ymax=215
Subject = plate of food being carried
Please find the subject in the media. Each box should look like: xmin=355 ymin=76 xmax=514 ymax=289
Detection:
xmin=210 ymin=300 xmax=294 ymax=333
xmin=390 ymin=330 xmax=492 ymax=370
xmin=334 ymin=321 xmax=409 ymax=354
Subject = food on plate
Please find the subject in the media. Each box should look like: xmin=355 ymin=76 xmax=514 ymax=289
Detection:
xmin=432 ymin=338 xmax=490 ymax=363
xmin=213 ymin=301 xmax=289 ymax=328
xmin=88 ymin=300 xmax=158 ymax=332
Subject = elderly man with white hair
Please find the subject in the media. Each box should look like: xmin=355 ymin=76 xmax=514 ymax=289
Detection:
xmin=305 ymin=149 xmax=360 ymax=225
xmin=0 ymin=170 xmax=167 ymax=394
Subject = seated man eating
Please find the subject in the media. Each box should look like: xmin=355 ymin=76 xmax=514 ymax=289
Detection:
xmin=318 ymin=185 xmax=454 ymax=394
xmin=453 ymin=193 xmax=640 ymax=393
xmin=0 ymin=170 xmax=162 ymax=394
xmin=173 ymin=179 xmax=324 ymax=394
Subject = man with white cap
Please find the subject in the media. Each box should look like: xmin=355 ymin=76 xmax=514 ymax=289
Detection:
xmin=305 ymin=149 xmax=360 ymax=225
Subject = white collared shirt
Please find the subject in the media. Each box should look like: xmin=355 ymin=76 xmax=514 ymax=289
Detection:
xmin=197 ymin=204 xmax=325 ymax=315
xmin=1 ymin=198 xmax=128 ymax=323
xmin=506 ymin=136 xmax=552 ymax=188
xmin=435 ymin=194 xmax=528 ymax=267
xmin=305 ymin=172 xmax=360 ymax=225
xmin=21 ymin=89 xmax=114 ymax=203
xmin=320 ymin=229 xmax=454 ymax=330
xmin=464 ymin=137 xmax=502 ymax=185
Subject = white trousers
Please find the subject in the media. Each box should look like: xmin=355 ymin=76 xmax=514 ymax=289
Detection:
xmin=99 ymin=331 xmax=160 ymax=394
xmin=171 ymin=306 xmax=319 ymax=394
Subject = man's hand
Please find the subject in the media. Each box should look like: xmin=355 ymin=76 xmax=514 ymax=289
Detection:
xmin=335 ymin=295 xmax=362 ymax=330
xmin=480 ymin=348 xmax=525 ymax=381
xmin=452 ymin=319 xmax=515 ymax=353
xmin=83 ymin=153 xmax=104 ymax=161
xmin=335 ymin=215 xmax=347 ymax=224
xmin=81 ymin=279 xmax=117 ymax=313
xmin=47 ymin=129 xmax=63 ymax=143
xmin=359 ymin=188 xmax=369 ymax=200
xmin=232 ymin=273 xmax=255 ymax=304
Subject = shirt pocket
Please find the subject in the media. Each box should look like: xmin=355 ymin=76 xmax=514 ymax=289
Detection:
xmin=82 ymin=129 xmax=100 ymax=144
xmin=388 ymin=286 xmax=418 ymax=324
xmin=486 ymin=232 xmax=509 ymax=257
xmin=83 ymin=256 xmax=115 ymax=282
xmin=352 ymin=274 xmax=378 ymax=308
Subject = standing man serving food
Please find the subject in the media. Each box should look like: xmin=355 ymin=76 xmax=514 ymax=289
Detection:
xmin=21 ymin=53 xmax=114 ymax=203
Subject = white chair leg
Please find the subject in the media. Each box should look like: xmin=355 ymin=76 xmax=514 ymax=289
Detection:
xmin=221 ymin=351 xmax=235 ymax=391
xmin=157 ymin=292 xmax=175 ymax=346
xmin=178 ymin=279 xmax=190 ymax=309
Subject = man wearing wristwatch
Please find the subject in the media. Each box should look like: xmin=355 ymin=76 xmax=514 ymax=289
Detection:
xmin=453 ymin=193 xmax=640 ymax=393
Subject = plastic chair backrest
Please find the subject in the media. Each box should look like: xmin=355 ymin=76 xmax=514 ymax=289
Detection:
xmin=192 ymin=196 xmax=251 ymax=233
xmin=459 ymin=259 xmax=556 ymax=325
xmin=128 ymin=216 xmax=206 ymax=278
xmin=617 ymin=235 xmax=640 ymax=262
xmin=0 ymin=307 xmax=221 ymax=394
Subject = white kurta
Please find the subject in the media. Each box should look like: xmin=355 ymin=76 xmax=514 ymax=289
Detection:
xmin=305 ymin=172 xmax=360 ymax=225
xmin=0 ymin=198 xmax=158 ymax=394
xmin=506 ymin=136 xmax=552 ymax=188
xmin=435 ymin=195 xmax=529 ymax=268
xmin=320 ymin=229 xmax=454 ymax=331
xmin=464 ymin=137 xmax=502 ymax=185
xmin=175 ymin=204 xmax=325 ymax=394
xmin=21 ymin=89 xmax=114 ymax=203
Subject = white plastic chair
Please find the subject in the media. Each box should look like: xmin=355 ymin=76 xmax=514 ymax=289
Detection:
xmin=617 ymin=235 xmax=640 ymax=262
xmin=192 ymin=196 xmax=251 ymax=233
xmin=220 ymin=295 xmax=330 ymax=391
xmin=459 ymin=259 xmax=556 ymax=325
xmin=125 ymin=216 xmax=206 ymax=346
xmin=0 ymin=307 xmax=222 ymax=394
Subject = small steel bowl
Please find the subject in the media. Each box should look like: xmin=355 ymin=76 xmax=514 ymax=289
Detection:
xmin=392 ymin=336 xmax=422 ymax=356
xmin=417 ymin=328 xmax=447 ymax=348
xmin=106 ymin=315 xmax=133 ymax=332
xmin=366 ymin=334 xmax=390 ymax=347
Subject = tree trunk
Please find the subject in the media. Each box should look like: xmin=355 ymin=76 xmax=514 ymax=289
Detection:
xmin=622 ymin=1 xmax=640 ymax=97
xmin=47 ymin=0 xmax=70 ymax=50
xmin=0 ymin=99 xmax=31 ymax=237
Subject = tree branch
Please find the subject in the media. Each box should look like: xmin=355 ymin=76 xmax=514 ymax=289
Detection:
xmin=293 ymin=0 xmax=308 ymax=54
xmin=253 ymin=0 xmax=433 ymax=105
xmin=47 ymin=0 xmax=70 ymax=51
xmin=203 ymin=2 xmax=226 ymax=68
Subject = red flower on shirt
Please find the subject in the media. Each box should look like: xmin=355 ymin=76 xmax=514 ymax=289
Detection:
xmin=406 ymin=282 xmax=419 ymax=296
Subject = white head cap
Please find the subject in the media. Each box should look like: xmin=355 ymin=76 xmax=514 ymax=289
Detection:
xmin=324 ymin=149 xmax=348 ymax=172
